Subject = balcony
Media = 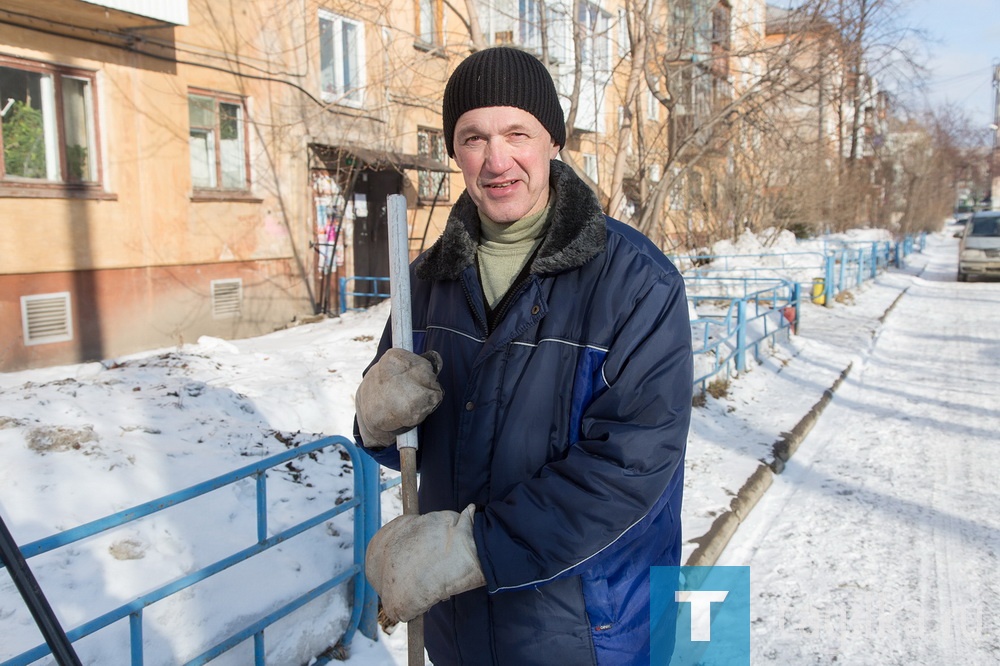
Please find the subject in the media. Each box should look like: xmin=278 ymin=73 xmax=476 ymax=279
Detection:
xmin=0 ymin=0 xmax=188 ymax=41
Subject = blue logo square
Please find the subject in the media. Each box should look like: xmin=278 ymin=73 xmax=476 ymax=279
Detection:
xmin=650 ymin=566 xmax=750 ymax=665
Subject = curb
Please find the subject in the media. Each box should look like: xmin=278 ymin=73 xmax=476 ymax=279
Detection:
xmin=685 ymin=362 xmax=854 ymax=567
xmin=684 ymin=282 xmax=912 ymax=567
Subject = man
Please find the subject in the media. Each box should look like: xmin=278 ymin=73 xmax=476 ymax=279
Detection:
xmin=356 ymin=46 xmax=692 ymax=664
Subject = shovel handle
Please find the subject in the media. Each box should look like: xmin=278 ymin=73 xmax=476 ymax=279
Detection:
xmin=387 ymin=194 xmax=425 ymax=666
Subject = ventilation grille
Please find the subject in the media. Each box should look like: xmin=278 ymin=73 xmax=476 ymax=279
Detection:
xmin=21 ymin=292 xmax=73 ymax=346
xmin=211 ymin=279 xmax=242 ymax=318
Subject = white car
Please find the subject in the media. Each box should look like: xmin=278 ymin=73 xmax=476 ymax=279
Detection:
xmin=958 ymin=211 xmax=1000 ymax=282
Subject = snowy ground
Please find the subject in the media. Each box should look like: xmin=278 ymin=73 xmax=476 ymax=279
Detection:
xmin=1 ymin=228 xmax=974 ymax=665
xmin=716 ymin=230 xmax=1000 ymax=664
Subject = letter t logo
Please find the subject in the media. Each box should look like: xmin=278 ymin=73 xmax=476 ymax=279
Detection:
xmin=675 ymin=590 xmax=729 ymax=641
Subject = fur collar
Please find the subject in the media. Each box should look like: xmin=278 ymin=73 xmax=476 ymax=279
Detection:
xmin=416 ymin=160 xmax=607 ymax=281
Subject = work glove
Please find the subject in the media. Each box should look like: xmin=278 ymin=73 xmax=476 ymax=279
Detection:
xmin=365 ymin=504 xmax=486 ymax=623
xmin=355 ymin=348 xmax=443 ymax=449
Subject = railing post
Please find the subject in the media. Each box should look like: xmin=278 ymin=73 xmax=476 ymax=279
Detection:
xmin=838 ymin=250 xmax=847 ymax=299
xmin=870 ymin=242 xmax=879 ymax=278
xmin=339 ymin=277 xmax=348 ymax=314
xmin=735 ymin=298 xmax=747 ymax=373
xmin=857 ymin=248 xmax=864 ymax=287
xmin=792 ymin=282 xmax=800 ymax=333
xmin=894 ymin=242 xmax=902 ymax=268
xmin=357 ymin=453 xmax=382 ymax=640
xmin=825 ymin=253 xmax=836 ymax=308
xmin=130 ymin=612 xmax=144 ymax=666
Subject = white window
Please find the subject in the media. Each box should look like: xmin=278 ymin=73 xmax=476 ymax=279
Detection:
xmin=417 ymin=0 xmax=442 ymax=45
xmin=417 ymin=126 xmax=449 ymax=201
xmin=582 ymin=153 xmax=598 ymax=182
xmin=648 ymin=163 xmax=661 ymax=183
xmin=578 ymin=1 xmax=610 ymax=72
xmin=617 ymin=8 xmax=630 ymax=58
xmin=519 ymin=0 xmax=543 ymax=53
xmin=1 ymin=58 xmax=98 ymax=184
xmin=647 ymin=83 xmax=660 ymax=121
xmin=320 ymin=10 xmax=366 ymax=107
xmin=189 ymin=92 xmax=248 ymax=191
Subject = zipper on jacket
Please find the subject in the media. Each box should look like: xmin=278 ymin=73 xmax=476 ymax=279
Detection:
xmin=462 ymin=273 xmax=489 ymax=336
xmin=482 ymin=243 xmax=544 ymax=334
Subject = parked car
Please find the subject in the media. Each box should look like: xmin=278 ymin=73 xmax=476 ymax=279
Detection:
xmin=957 ymin=211 xmax=1000 ymax=282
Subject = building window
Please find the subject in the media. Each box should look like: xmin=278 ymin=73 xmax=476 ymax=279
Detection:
xmin=647 ymin=82 xmax=660 ymax=121
xmin=617 ymin=8 xmax=630 ymax=57
xmin=188 ymin=92 xmax=248 ymax=191
xmin=417 ymin=127 xmax=448 ymax=202
xmin=519 ymin=0 xmax=543 ymax=53
xmin=416 ymin=0 xmax=442 ymax=46
xmin=712 ymin=1 xmax=731 ymax=50
xmin=320 ymin=10 xmax=366 ymax=106
xmin=582 ymin=153 xmax=598 ymax=183
xmin=0 ymin=57 xmax=99 ymax=185
xmin=578 ymin=1 xmax=610 ymax=71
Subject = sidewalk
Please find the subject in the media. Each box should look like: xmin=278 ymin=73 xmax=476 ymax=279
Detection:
xmin=681 ymin=247 xmax=931 ymax=565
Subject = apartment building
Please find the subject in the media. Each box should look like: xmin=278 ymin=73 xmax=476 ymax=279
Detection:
xmin=1 ymin=0 xmax=754 ymax=371
xmin=0 ymin=0 xmax=457 ymax=371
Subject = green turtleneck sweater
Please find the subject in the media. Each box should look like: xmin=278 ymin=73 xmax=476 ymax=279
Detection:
xmin=477 ymin=196 xmax=553 ymax=309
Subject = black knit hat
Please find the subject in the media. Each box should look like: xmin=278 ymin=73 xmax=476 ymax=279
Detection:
xmin=442 ymin=47 xmax=566 ymax=157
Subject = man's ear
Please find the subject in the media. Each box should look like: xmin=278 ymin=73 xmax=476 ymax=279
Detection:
xmin=550 ymin=142 xmax=560 ymax=159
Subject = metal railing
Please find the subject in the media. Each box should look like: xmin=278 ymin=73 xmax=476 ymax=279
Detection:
xmin=688 ymin=277 xmax=799 ymax=391
xmin=338 ymin=277 xmax=391 ymax=314
xmin=1 ymin=437 xmax=383 ymax=666
xmin=673 ymin=233 xmax=925 ymax=308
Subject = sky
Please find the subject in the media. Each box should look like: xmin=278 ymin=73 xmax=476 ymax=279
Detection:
xmin=7 ymin=226 xmax=989 ymax=664
xmin=900 ymin=0 xmax=998 ymax=127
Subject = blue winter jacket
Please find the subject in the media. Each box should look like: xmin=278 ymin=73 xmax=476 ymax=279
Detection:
xmin=359 ymin=160 xmax=692 ymax=665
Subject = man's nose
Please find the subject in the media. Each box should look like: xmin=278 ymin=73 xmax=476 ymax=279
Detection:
xmin=483 ymin=139 xmax=512 ymax=173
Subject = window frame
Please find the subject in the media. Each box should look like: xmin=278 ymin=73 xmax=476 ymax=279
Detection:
xmin=415 ymin=0 xmax=444 ymax=48
xmin=416 ymin=126 xmax=449 ymax=204
xmin=319 ymin=9 xmax=367 ymax=108
xmin=187 ymin=88 xmax=251 ymax=195
xmin=577 ymin=0 xmax=611 ymax=72
xmin=0 ymin=54 xmax=106 ymax=198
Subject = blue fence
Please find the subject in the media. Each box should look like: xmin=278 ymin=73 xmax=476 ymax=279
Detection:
xmin=672 ymin=233 xmax=925 ymax=309
xmin=338 ymin=277 xmax=391 ymax=313
xmin=687 ymin=277 xmax=799 ymax=390
xmin=1 ymin=437 xmax=386 ymax=666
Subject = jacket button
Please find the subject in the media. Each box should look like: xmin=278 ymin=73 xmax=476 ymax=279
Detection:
xmin=531 ymin=305 xmax=540 ymax=315
xmin=465 ymin=401 xmax=475 ymax=411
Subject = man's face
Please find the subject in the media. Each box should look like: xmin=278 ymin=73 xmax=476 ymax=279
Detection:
xmin=452 ymin=106 xmax=560 ymax=224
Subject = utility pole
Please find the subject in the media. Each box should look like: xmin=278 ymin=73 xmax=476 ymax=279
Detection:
xmin=992 ymin=62 xmax=1000 ymax=210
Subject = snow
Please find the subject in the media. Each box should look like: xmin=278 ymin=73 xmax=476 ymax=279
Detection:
xmin=3 ymin=227 xmax=993 ymax=664
xmin=715 ymin=232 xmax=1000 ymax=664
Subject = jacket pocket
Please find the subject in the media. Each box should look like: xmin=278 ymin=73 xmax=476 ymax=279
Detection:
xmin=581 ymin=569 xmax=617 ymax=632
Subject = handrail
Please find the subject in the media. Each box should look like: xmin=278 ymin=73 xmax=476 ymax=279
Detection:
xmin=2 ymin=436 xmax=373 ymax=666
xmin=688 ymin=278 xmax=799 ymax=390
xmin=338 ymin=276 xmax=390 ymax=314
